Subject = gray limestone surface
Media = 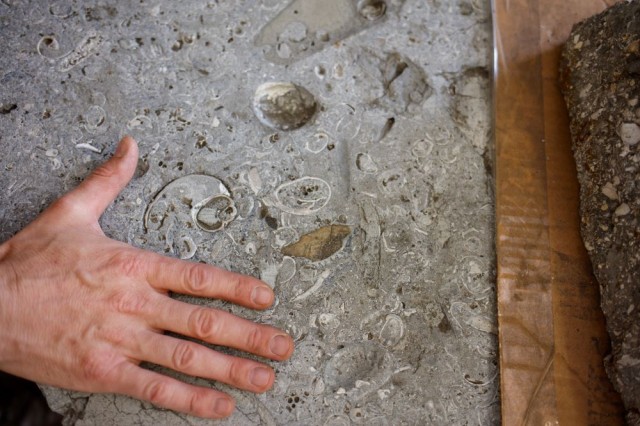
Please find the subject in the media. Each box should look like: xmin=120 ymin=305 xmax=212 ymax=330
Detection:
xmin=560 ymin=1 xmax=640 ymax=424
xmin=0 ymin=0 xmax=496 ymax=424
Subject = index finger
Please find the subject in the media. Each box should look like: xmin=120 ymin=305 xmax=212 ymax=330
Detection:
xmin=143 ymin=253 xmax=275 ymax=310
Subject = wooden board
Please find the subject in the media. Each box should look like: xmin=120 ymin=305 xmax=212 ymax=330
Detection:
xmin=492 ymin=0 xmax=625 ymax=424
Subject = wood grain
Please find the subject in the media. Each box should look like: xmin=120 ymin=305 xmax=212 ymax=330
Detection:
xmin=493 ymin=0 xmax=624 ymax=424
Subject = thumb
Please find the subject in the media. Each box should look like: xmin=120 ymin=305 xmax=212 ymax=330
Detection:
xmin=65 ymin=136 xmax=139 ymax=221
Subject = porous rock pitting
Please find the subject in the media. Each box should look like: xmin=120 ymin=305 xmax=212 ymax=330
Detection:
xmin=560 ymin=2 xmax=640 ymax=423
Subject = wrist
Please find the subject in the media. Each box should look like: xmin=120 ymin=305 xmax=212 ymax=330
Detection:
xmin=0 ymin=240 xmax=15 ymax=368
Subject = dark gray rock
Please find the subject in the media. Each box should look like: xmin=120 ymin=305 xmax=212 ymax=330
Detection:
xmin=560 ymin=1 xmax=640 ymax=423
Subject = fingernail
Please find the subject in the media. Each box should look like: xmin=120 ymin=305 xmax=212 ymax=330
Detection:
xmin=251 ymin=286 xmax=273 ymax=306
xmin=214 ymin=398 xmax=233 ymax=416
xmin=114 ymin=138 xmax=130 ymax=158
xmin=250 ymin=367 xmax=272 ymax=388
xmin=269 ymin=334 xmax=291 ymax=357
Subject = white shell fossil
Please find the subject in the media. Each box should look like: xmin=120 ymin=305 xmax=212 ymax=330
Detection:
xmin=191 ymin=194 xmax=237 ymax=232
xmin=252 ymin=82 xmax=317 ymax=131
xmin=274 ymin=176 xmax=331 ymax=215
xmin=144 ymin=174 xmax=236 ymax=233
xmin=324 ymin=342 xmax=392 ymax=399
xmin=356 ymin=152 xmax=379 ymax=173
xmin=305 ymin=131 xmax=330 ymax=153
xmin=357 ymin=0 xmax=387 ymax=21
xmin=276 ymin=256 xmax=297 ymax=284
xmin=379 ymin=314 xmax=405 ymax=347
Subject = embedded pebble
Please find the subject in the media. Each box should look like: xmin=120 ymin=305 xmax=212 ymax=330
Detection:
xmin=602 ymin=182 xmax=619 ymax=200
xmin=619 ymin=122 xmax=640 ymax=146
xmin=276 ymin=42 xmax=292 ymax=59
xmin=252 ymin=82 xmax=317 ymax=131
xmin=280 ymin=21 xmax=308 ymax=42
xmin=615 ymin=203 xmax=630 ymax=216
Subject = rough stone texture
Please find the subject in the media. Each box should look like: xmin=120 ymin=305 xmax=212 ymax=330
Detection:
xmin=560 ymin=1 xmax=640 ymax=424
xmin=0 ymin=0 xmax=496 ymax=424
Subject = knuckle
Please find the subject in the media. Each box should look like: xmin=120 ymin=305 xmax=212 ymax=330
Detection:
xmin=144 ymin=379 xmax=170 ymax=406
xmin=226 ymin=359 xmax=245 ymax=386
xmin=231 ymin=276 xmax=246 ymax=300
xmin=91 ymin=162 xmax=118 ymax=180
xmin=172 ymin=341 xmax=196 ymax=371
xmin=100 ymin=326 xmax=126 ymax=346
xmin=113 ymin=252 xmax=146 ymax=277
xmin=245 ymin=327 xmax=263 ymax=353
xmin=82 ymin=351 xmax=120 ymax=382
xmin=184 ymin=264 xmax=209 ymax=293
xmin=188 ymin=308 xmax=219 ymax=340
xmin=110 ymin=290 xmax=151 ymax=315
xmin=188 ymin=390 xmax=210 ymax=417
xmin=48 ymin=195 xmax=82 ymax=218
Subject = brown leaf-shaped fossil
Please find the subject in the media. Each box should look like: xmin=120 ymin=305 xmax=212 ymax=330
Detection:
xmin=281 ymin=225 xmax=351 ymax=261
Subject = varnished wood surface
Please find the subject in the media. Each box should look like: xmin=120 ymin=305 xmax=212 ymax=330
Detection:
xmin=493 ymin=0 xmax=624 ymax=424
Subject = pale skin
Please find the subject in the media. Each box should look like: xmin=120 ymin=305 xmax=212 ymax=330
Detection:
xmin=0 ymin=136 xmax=294 ymax=419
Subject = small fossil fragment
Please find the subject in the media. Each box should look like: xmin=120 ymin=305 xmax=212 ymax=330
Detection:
xmin=281 ymin=225 xmax=351 ymax=261
xmin=324 ymin=342 xmax=391 ymax=393
xmin=255 ymin=0 xmax=404 ymax=64
xmin=379 ymin=314 xmax=404 ymax=346
xmin=355 ymin=49 xmax=431 ymax=113
xmin=276 ymin=256 xmax=297 ymax=284
xmin=178 ymin=236 xmax=197 ymax=260
xmin=252 ymin=82 xmax=317 ymax=131
xmin=192 ymin=194 xmax=237 ymax=232
xmin=37 ymin=35 xmax=61 ymax=59
xmin=57 ymin=32 xmax=104 ymax=72
xmin=305 ymin=131 xmax=330 ymax=153
xmin=357 ymin=0 xmax=386 ymax=21
xmin=274 ymin=176 xmax=332 ymax=215
xmin=356 ymin=152 xmax=378 ymax=173
xmin=144 ymin=174 xmax=235 ymax=233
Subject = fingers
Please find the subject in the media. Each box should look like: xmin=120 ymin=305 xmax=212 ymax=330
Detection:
xmin=63 ymin=136 xmax=139 ymax=221
xmin=112 ymin=362 xmax=235 ymax=419
xmin=133 ymin=331 xmax=275 ymax=393
xmin=145 ymin=253 xmax=275 ymax=310
xmin=149 ymin=299 xmax=294 ymax=361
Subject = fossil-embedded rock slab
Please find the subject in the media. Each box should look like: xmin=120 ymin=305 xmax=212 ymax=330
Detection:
xmin=560 ymin=2 xmax=640 ymax=423
xmin=0 ymin=0 xmax=496 ymax=424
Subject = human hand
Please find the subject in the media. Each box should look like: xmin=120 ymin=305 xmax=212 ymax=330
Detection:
xmin=0 ymin=136 xmax=293 ymax=419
